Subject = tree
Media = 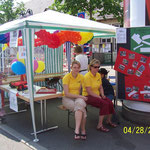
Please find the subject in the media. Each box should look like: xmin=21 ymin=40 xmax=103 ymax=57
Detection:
xmin=0 ymin=0 xmax=26 ymax=24
xmin=49 ymin=0 xmax=123 ymax=25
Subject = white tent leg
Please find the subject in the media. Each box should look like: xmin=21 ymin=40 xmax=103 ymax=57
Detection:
xmin=23 ymin=28 xmax=39 ymax=142
xmin=65 ymin=42 xmax=71 ymax=72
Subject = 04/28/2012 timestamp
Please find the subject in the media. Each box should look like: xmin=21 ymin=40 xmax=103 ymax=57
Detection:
xmin=123 ymin=126 xmax=150 ymax=134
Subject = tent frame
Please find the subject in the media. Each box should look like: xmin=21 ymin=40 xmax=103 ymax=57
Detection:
xmin=0 ymin=10 xmax=116 ymax=142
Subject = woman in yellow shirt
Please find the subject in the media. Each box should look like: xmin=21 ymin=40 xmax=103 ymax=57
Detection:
xmin=63 ymin=60 xmax=87 ymax=140
xmin=83 ymin=59 xmax=116 ymax=132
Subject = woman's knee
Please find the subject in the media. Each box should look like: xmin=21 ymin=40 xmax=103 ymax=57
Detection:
xmin=74 ymin=98 xmax=86 ymax=112
xmin=62 ymin=97 xmax=75 ymax=111
xmin=101 ymin=100 xmax=110 ymax=109
xmin=75 ymin=98 xmax=86 ymax=108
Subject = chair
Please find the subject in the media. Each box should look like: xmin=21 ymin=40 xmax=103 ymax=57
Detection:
xmin=67 ymin=109 xmax=74 ymax=129
xmin=57 ymin=104 xmax=74 ymax=129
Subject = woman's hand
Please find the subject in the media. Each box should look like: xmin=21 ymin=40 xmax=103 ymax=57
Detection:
xmin=80 ymin=95 xmax=88 ymax=101
xmin=101 ymin=95 xmax=106 ymax=99
xmin=99 ymin=95 xmax=102 ymax=99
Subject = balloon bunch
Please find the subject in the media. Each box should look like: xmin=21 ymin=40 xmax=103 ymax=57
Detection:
xmin=78 ymin=32 xmax=93 ymax=45
xmin=17 ymin=30 xmax=93 ymax=49
xmin=34 ymin=38 xmax=44 ymax=47
xmin=35 ymin=30 xmax=93 ymax=48
xmin=11 ymin=53 xmax=45 ymax=75
xmin=57 ymin=31 xmax=81 ymax=45
xmin=35 ymin=30 xmax=60 ymax=48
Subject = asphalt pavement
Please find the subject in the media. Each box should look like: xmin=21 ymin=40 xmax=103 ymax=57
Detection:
xmin=0 ymin=98 xmax=150 ymax=150
xmin=0 ymin=66 xmax=150 ymax=150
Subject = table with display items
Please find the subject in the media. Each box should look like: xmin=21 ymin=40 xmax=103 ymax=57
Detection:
xmin=0 ymin=84 xmax=63 ymax=134
xmin=2 ymin=72 xmax=66 ymax=84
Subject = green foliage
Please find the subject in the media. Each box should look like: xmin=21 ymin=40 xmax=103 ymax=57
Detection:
xmin=0 ymin=0 xmax=26 ymax=24
xmin=49 ymin=0 xmax=123 ymax=24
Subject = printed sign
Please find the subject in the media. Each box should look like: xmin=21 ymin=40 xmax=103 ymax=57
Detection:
xmin=18 ymin=46 xmax=26 ymax=59
xmin=116 ymin=28 xmax=127 ymax=43
xmin=78 ymin=12 xmax=85 ymax=18
xmin=9 ymin=91 xmax=18 ymax=112
xmin=9 ymin=30 xmax=18 ymax=47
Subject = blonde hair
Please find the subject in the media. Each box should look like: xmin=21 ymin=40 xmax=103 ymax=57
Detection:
xmin=88 ymin=59 xmax=100 ymax=71
xmin=72 ymin=60 xmax=81 ymax=68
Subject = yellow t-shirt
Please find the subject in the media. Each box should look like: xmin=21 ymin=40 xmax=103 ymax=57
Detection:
xmin=63 ymin=72 xmax=84 ymax=96
xmin=82 ymin=71 xmax=102 ymax=96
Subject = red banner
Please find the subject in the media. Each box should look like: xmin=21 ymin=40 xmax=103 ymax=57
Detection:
xmin=125 ymin=76 xmax=150 ymax=102
xmin=114 ymin=47 xmax=150 ymax=79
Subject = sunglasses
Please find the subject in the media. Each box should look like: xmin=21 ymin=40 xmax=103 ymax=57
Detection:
xmin=93 ymin=66 xmax=100 ymax=69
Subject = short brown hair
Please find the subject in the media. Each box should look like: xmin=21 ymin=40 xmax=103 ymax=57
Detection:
xmin=88 ymin=59 xmax=100 ymax=71
xmin=72 ymin=60 xmax=81 ymax=68
xmin=74 ymin=46 xmax=83 ymax=53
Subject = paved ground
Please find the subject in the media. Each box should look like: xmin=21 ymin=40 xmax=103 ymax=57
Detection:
xmin=0 ymin=127 xmax=34 ymax=150
xmin=0 ymin=65 xmax=150 ymax=150
xmin=0 ymin=98 xmax=150 ymax=150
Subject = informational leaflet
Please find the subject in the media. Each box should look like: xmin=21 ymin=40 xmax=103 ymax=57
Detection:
xmin=9 ymin=30 xmax=18 ymax=47
xmin=9 ymin=91 xmax=18 ymax=112
xmin=116 ymin=28 xmax=127 ymax=44
xmin=18 ymin=46 xmax=26 ymax=59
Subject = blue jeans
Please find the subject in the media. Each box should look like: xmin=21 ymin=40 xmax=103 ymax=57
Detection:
xmin=106 ymin=94 xmax=114 ymax=101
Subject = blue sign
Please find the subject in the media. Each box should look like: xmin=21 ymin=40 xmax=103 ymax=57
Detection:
xmin=78 ymin=12 xmax=85 ymax=18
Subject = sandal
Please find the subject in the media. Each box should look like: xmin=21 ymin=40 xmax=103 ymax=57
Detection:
xmin=107 ymin=122 xmax=117 ymax=128
xmin=81 ymin=134 xmax=87 ymax=140
xmin=97 ymin=126 xmax=109 ymax=132
xmin=74 ymin=133 xmax=80 ymax=140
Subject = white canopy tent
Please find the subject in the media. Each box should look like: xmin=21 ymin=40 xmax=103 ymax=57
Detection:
xmin=0 ymin=9 xmax=116 ymax=35
xmin=0 ymin=10 xmax=117 ymax=142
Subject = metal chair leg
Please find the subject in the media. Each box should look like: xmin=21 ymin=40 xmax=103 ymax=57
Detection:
xmin=113 ymin=96 xmax=116 ymax=108
xmin=67 ymin=110 xmax=74 ymax=129
xmin=68 ymin=110 xmax=70 ymax=128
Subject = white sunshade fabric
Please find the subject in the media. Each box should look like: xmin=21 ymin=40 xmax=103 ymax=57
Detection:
xmin=0 ymin=10 xmax=116 ymax=35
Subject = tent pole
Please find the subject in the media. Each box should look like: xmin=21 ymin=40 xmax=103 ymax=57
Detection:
xmin=23 ymin=28 xmax=39 ymax=142
xmin=65 ymin=42 xmax=71 ymax=72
